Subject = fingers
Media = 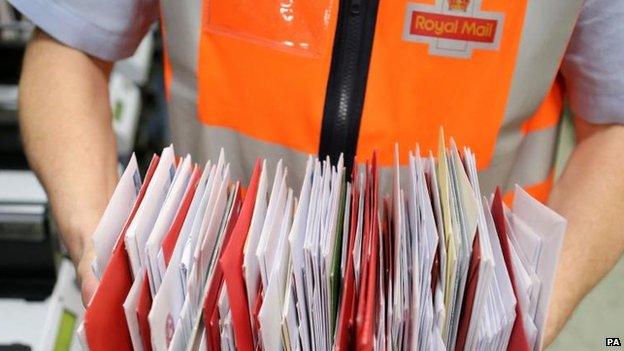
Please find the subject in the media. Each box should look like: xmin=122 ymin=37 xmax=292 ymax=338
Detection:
xmin=76 ymin=248 xmax=98 ymax=306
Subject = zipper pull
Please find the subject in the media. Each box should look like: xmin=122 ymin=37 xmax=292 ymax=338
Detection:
xmin=350 ymin=0 xmax=362 ymax=15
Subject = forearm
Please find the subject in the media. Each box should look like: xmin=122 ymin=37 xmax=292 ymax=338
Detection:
xmin=544 ymin=119 xmax=624 ymax=345
xmin=19 ymin=29 xmax=118 ymax=268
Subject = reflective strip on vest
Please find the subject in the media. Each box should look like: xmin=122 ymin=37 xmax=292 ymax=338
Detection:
xmin=160 ymin=0 xmax=202 ymax=158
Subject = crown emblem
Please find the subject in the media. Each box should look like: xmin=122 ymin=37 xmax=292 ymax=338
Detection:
xmin=448 ymin=0 xmax=470 ymax=11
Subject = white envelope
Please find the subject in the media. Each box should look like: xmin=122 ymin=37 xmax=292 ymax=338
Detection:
xmin=302 ymin=158 xmax=326 ymax=350
xmin=179 ymin=161 xmax=218 ymax=295
xmin=125 ymin=145 xmax=176 ymax=277
xmin=243 ymin=159 xmax=271 ymax=320
xmin=352 ymin=169 xmax=365 ymax=292
xmin=339 ymin=183 xmax=353 ymax=280
xmin=511 ymin=185 xmax=566 ymax=351
xmin=258 ymin=188 xmax=294 ymax=351
xmin=482 ymin=197 xmax=517 ymax=350
xmin=91 ymin=153 xmax=140 ymax=279
xmin=146 ymin=154 xmax=193 ymax=295
xmin=426 ymin=152 xmax=447 ymax=333
xmin=124 ymin=268 xmax=146 ymax=351
xmin=180 ymin=150 xmax=224 ymax=283
xmin=288 ymin=156 xmax=314 ymax=351
xmin=218 ymin=285 xmax=235 ymax=351
xmin=256 ymin=164 xmax=289 ymax=291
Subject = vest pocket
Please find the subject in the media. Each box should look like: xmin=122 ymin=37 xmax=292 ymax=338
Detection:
xmin=202 ymin=0 xmax=334 ymax=57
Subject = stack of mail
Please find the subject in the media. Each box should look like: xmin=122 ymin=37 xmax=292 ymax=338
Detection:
xmin=79 ymin=134 xmax=566 ymax=351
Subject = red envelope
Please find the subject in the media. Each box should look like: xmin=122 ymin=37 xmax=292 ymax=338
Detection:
xmin=334 ymin=167 xmax=360 ymax=350
xmin=161 ymin=164 xmax=202 ymax=267
xmin=84 ymin=155 xmax=160 ymax=351
xmin=251 ymin=286 xmax=263 ymax=346
xmin=203 ymin=276 xmax=223 ymax=351
xmin=218 ymin=159 xmax=263 ymax=351
xmin=207 ymin=293 xmax=222 ymax=351
xmin=492 ymin=188 xmax=530 ymax=351
xmin=454 ymin=232 xmax=481 ymax=351
xmin=356 ymin=154 xmax=379 ymax=351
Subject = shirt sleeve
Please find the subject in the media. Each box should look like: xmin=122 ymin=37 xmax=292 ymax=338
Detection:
xmin=561 ymin=0 xmax=624 ymax=125
xmin=8 ymin=0 xmax=159 ymax=61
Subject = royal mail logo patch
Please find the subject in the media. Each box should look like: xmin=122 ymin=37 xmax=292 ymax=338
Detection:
xmin=403 ymin=0 xmax=504 ymax=58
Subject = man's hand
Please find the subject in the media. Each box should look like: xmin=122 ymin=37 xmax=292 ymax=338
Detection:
xmin=76 ymin=237 xmax=98 ymax=304
xmin=19 ymin=29 xmax=118 ymax=305
xmin=544 ymin=118 xmax=624 ymax=345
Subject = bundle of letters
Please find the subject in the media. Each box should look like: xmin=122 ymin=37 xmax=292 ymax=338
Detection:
xmin=78 ymin=133 xmax=566 ymax=351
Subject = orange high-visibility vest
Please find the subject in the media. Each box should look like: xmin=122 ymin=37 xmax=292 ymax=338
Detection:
xmin=160 ymin=0 xmax=583 ymax=203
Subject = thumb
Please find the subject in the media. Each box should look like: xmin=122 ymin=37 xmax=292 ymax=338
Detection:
xmin=76 ymin=250 xmax=98 ymax=306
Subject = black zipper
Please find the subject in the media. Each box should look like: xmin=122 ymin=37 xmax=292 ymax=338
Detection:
xmin=318 ymin=0 xmax=380 ymax=174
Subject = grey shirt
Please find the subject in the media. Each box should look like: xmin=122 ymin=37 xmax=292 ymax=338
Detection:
xmin=7 ymin=0 xmax=624 ymax=125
